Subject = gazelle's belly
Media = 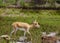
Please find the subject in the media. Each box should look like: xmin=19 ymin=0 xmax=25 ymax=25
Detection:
xmin=18 ymin=28 xmax=26 ymax=31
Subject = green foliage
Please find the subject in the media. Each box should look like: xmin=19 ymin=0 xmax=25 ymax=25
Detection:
xmin=0 ymin=8 xmax=60 ymax=43
xmin=20 ymin=0 xmax=25 ymax=6
xmin=7 ymin=0 xmax=16 ymax=4
xmin=0 ymin=0 xmax=59 ymax=7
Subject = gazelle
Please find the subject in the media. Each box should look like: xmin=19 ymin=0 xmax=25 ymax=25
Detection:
xmin=10 ymin=20 xmax=40 ymax=36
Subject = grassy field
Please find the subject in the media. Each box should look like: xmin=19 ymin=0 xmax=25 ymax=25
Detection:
xmin=0 ymin=8 xmax=60 ymax=43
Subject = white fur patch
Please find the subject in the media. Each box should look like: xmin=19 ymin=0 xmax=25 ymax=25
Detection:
xmin=18 ymin=28 xmax=26 ymax=31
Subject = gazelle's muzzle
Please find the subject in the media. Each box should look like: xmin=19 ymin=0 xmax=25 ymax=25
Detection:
xmin=35 ymin=25 xmax=40 ymax=28
xmin=37 ymin=25 xmax=40 ymax=28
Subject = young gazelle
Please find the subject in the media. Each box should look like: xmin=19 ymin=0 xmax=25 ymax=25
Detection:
xmin=10 ymin=20 xmax=40 ymax=36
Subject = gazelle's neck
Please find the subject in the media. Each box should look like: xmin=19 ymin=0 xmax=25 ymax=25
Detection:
xmin=30 ymin=24 xmax=34 ymax=28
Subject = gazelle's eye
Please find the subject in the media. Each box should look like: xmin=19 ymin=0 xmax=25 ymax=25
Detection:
xmin=34 ymin=23 xmax=37 ymax=25
xmin=38 ymin=23 xmax=40 ymax=25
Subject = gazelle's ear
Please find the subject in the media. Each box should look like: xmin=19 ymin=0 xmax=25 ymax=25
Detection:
xmin=32 ymin=19 xmax=37 ymax=24
xmin=34 ymin=20 xmax=37 ymax=22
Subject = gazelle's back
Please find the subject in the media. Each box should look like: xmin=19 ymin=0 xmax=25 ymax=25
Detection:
xmin=12 ymin=22 xmax=30 ymax=29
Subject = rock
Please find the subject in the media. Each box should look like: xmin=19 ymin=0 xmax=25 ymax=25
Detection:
xmin=19 ymin=36 xmax=27 ymax=41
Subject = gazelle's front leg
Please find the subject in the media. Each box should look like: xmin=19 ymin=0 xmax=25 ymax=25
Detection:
xmin=18 ymin=28 xmax=26 ymax=36
xmin=27 ymin=29 xmax=31 ymax=35
xmin=27 ymin=29 xmax=32 ymax=41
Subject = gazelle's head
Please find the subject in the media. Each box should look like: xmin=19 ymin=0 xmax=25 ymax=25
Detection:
xmin=32 ymin=20 xmax=40 ymax=28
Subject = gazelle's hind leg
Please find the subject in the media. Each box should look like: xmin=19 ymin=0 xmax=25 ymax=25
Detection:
xmin=10 ymin=29 xmax=15 ymax=35
xmin=10 ymin=27 xmax=18 ymax=36
xmin=24 ymin=31 xmax=27 ymax=37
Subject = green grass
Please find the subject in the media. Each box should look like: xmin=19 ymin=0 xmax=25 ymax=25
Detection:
xmin=0 ymin=8 xmax=60 ymax=43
